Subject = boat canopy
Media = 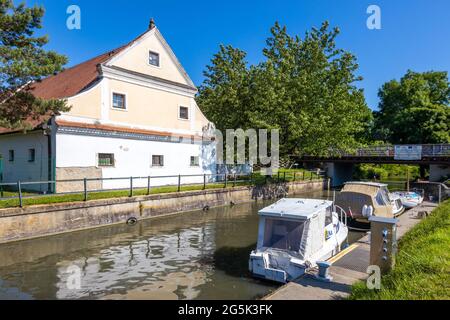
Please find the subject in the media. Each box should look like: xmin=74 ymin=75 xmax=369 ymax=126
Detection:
xmin=257 ymin=199 xmax=333 ymax=260
xmin=336 ymin=181 xmax=393 ymax=218
xmin=258 ymin=199 xmax=333 ymax=220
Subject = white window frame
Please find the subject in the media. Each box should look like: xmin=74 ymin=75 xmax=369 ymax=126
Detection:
xmin=190 ymin=156 xmax=200 ymax=167
xmin=97 ymin=153 xmax=115 ymax=168
xmin=151 ymin=155 xmax=164 ymax=168
xmin=111 ymin=91 xmax=127 ymax=111
xmin=148 ymin=50 xmax=161 ymax=68
xmin=178 ymin=105 xmax=190 ymax=121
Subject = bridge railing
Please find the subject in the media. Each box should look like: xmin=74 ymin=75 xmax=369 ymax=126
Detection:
xmin=325 ymin=144 xmax=450 ymax=158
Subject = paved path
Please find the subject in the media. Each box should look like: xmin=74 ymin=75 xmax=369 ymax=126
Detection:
xmin=264 ymin=202 xmax=438 ymax=300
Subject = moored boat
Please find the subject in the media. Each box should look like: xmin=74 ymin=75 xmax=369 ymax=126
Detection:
xmin=389 ymin=193 xmax=406 ymax=217
xmin=249 ymin=198 xmax=348 ymax=284
xmin=335 ymin=182 xmax=395 ymax=230
xmin=391 ymin=190 xmax=424 ymax=209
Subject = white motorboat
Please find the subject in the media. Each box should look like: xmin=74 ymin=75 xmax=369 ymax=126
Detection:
xmin=249 ymin=198 xmax=348 ymax=284
xmin=389 ymin=193 xmax=405 ymax=217
xmin=391 ymin=191 xmax=424 ymax=209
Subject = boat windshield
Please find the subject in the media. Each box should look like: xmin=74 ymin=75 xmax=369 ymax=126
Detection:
xmin=376 ymin=187 xmax=391 ymax=206
xmin=263 ymin=218 xmax=305 ymax=253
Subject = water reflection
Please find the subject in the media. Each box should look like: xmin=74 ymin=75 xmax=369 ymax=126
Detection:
xmin=0 ymin=191 xmax=363 ymax=300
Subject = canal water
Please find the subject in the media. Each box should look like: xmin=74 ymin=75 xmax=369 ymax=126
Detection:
xmin=0 ymin=191 xmax=364 ymax=300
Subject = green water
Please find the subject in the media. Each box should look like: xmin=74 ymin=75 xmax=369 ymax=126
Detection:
xmin=0 ymin=191 xmax=364 ymax=300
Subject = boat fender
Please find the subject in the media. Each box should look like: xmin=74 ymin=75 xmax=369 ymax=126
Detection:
xmin=362 ymin=205 xmax=374 ymax=218
xmin=126 ymin=217 xmax=138 ymax=226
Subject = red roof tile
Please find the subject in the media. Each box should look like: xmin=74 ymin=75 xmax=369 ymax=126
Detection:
xmin=30 ymin=45 xmax=127 ymax=100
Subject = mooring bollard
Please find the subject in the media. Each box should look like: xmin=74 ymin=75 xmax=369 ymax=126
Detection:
xmin=315 ymin=261 xmax=333 ymax=282
xmin=369 ymin=216 xmax=398 ymax=275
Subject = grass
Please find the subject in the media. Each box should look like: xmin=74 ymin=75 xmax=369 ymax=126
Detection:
xmin=350 ymin=199 xmax=450 ymax=300
xmin=0 ymin=169 xmax=322 ymax=209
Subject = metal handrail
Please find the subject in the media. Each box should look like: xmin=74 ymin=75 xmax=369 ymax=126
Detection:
xmin=0 ymin=169 xmax=325 ymax=207
xmin=334 ymin=204 xmax=348 ymax=226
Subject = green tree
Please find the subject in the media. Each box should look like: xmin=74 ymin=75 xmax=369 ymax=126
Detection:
xmin=0 ymin=0 xmax=69 ymax=129
xmin=197 ymin=22 xmax=372 ymax=158
xmin=196 ymin=44 xmax=250 ymax=131
xmin=374 ymin=70 xmax=450 ymax=144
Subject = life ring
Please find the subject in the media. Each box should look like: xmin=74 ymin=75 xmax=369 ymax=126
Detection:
xmin=127 ymin=217 xmax=138 ymax=226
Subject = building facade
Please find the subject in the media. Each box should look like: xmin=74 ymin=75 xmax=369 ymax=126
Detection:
xmin=0 ymin=20 xmax=216 ymax=193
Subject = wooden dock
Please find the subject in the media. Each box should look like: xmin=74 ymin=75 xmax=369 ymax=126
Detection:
xmin=263 ymin=202 xmax=439 ymax=300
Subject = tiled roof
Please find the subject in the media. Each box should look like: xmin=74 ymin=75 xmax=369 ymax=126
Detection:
xmin=0 ymin=29 xmax=146 ymax=134
xmin=30 ymin=46 xmax=127 ymax=99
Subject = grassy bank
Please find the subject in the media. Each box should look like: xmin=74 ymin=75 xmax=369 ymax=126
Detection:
xmin=350 ymin=200 xmax=450 ymax=300
xmin=0 ymin=169 xmax=321 ymax=209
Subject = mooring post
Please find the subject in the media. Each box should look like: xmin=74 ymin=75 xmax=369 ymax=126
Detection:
xmin=83 ymin=178 xmax=88 ymax=201
xmin=178 ymin=175 xmax=181 ymax=192
xmin=18 ymin=181 xmax=23 ymax=208
xmin=438 ymin=184 xmax=442 ymax=204
xmin=147 ymin=176 xmax=151 ymax=195
xmin=203 ymin=174 xmax=206 ymax=190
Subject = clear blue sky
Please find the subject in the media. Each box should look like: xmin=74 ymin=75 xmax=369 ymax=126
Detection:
xmin=25 ymin=0 xmax=450 ymax=110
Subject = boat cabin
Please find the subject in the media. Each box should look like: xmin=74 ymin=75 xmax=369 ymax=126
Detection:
xmin=256 ymin=199 xmax=334 ymax=261
xmin=335 ymin=182 xmax=394 ymax=219
xmin=250 ymin=198 xmax=348 ymax=283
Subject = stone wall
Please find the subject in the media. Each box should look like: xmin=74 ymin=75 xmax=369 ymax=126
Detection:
xmin=0 ymin=180 xmax=326 ymax=244
xmin=56 ymin=167 xmax=102 ymax=193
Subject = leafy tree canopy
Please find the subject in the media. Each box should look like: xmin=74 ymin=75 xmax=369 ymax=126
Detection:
xmin=373 ymin=70 xmax=450 ymax=144
xmin=197 ymin=22 xmax=372 ymax=158
xmin=0 ymin=0 xmax=69 ymax=129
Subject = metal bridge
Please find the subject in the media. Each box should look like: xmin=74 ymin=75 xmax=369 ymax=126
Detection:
xmin=295 ymin=144 xmax=450 ymax=186
xmin=297 ymin=144 xmax=450 ymax=165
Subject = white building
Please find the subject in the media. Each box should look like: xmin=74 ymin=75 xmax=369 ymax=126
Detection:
xmin=0 ymin=20 xmax=216 ymax=193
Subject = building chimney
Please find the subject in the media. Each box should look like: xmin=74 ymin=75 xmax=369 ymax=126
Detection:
xmin=149 ymin=18 xmax=156 ymax=30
